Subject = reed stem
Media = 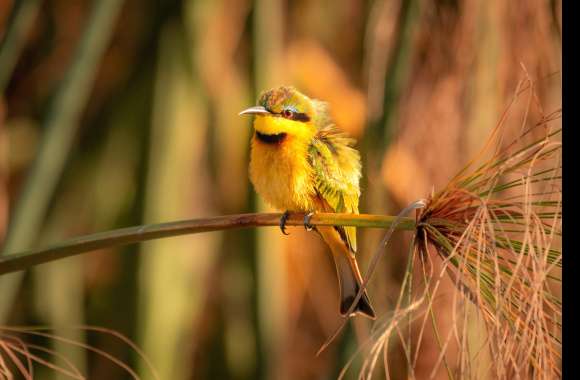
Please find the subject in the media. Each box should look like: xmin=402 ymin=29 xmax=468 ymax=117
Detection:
xmin=0 ymin=212 xmax=415 ymax=276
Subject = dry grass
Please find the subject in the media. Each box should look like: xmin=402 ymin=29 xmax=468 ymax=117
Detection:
xmin=0 ymin=326 xmax=159 ymax=379
xmin=351 ymin=76 xmax=561 ymax=379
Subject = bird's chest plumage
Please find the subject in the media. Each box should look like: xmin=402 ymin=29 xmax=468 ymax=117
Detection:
xmin=249 ymin=135 xmax=315 ymax=211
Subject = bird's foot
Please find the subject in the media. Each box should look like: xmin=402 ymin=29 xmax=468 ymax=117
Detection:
xmin=279 ymin=211 xmax=291 ymax=235
xmin=303 ymin=212 xmax=315 ymax=231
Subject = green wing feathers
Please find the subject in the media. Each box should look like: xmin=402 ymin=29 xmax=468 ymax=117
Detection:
xmin=308 ymin=126 xmax=362 ymax=252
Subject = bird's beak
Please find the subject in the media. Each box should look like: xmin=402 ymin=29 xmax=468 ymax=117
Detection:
xmin=238 ymin=106 xmax=270 ymax=116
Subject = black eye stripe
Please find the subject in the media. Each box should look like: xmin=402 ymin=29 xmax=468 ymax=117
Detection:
xmin=278 ymin=110 xmax=310 ymax=122
xmin=290 ymin=112 xmax=310 ymax=122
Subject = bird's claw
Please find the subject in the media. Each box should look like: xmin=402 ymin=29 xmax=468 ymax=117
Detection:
xmin=279 ymin=211 xmax=290 ymax=235
xmin=304 ymin=212 xmax=315 ymax=231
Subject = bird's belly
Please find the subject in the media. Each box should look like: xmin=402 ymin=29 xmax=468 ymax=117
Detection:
xmin=249 ymin=137 xmax=314 ymax=211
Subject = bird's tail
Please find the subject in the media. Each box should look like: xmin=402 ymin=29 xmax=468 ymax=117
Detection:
xmin=318 ymin=227 xmax=376 ymax=319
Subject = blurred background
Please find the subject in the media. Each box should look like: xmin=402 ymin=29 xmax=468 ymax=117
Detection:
xmin=0 ymin=0 xmax=561 ymax=379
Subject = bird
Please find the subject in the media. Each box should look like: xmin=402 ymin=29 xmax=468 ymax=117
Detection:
xmin=239 ymin=86 xmax=376 ymax=319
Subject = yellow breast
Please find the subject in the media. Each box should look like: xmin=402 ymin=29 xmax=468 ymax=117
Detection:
xmin=249 ymin=134 xmax=315 ymax=212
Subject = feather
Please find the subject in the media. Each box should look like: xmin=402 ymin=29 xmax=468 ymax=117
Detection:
xmin=308 ymin=126 xmax=361 ymax=252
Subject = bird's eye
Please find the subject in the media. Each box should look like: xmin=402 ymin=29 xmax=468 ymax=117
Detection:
xmin=282 ymin=109 xmax=293 ymax=118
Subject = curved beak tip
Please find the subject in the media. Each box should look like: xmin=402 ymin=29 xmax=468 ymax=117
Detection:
xmin=239 ymin=106 xmax=270 ymax=116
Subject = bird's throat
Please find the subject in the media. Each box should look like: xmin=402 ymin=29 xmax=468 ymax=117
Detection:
xmin=255 ymin=131 xmax=287 ymax=144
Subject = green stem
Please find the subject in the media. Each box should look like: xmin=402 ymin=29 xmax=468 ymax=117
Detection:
xmin=0 ymin=0 xmax=41 ymax=92
xmin=0 ymin=0 xmax=124 ymax=321
xmin=0 ymin=212 xmax=415 ymax=276
xmin=2 ymin=0 xmax=124 ymax=254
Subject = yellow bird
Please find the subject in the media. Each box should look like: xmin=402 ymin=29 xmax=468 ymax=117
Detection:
xmin=240 ymin=86 xmax=375 ymax=319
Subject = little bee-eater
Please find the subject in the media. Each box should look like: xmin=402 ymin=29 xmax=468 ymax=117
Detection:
xmin=240 ymin=86 xmax=376 ymax=319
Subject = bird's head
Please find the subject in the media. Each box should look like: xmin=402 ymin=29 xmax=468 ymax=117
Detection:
xmin=239 ymin=86 xmax=323 ymax=142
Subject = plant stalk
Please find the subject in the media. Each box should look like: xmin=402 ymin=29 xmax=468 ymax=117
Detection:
xmin=0 ymin=212 xmax=415 ymax=276
xmin=0 ymin=0 xmax=41 ymax=92
xmin=0 ymin=0 xmax=124 ymax=321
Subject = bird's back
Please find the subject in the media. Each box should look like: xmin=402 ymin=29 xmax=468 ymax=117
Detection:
xmin=308 ymin=126 xmax=362 ymax=251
